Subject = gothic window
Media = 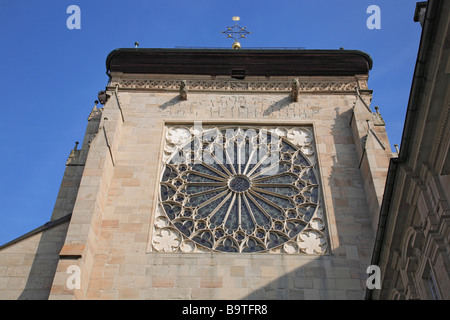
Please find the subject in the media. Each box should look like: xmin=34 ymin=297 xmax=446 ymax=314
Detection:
xmin=152 ymin=125 xmax=328 ymax=254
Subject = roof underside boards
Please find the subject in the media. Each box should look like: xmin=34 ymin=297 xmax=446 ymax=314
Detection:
xmin=106 ymin=48 xmax=372 ymax=77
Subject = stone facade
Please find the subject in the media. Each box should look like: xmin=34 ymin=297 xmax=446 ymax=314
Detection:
xmin=0 ymin=49 xmax=394 ymax=300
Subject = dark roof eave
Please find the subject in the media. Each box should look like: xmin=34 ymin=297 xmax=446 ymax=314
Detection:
xmin=105 ymin=48 xmax=373 ymax=77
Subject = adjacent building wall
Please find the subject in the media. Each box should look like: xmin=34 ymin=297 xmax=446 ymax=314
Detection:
xmin=369 ymin=0 xmax=450 ymax=300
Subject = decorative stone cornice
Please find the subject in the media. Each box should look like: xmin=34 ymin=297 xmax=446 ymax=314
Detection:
xmin=108 ymin=77 xmax=368 ymax=93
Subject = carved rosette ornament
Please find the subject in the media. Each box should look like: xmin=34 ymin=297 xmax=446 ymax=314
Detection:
xmin=151 ymin=125 xmax=328 ymax=254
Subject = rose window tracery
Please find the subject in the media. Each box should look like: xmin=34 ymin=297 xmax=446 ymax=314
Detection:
xmin=152 ymin=125 xmax=327 ymax=254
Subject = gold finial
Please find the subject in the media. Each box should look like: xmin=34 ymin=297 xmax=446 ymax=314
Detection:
xmin=222 ymin=16 xmax=251 ymax=49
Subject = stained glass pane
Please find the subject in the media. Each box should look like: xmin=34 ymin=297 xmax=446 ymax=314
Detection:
xmin=186 ymin=173 xmax=224 ymax=183
xmin=246 ymin=195 xmax=271 ymax=228
xmin=191 ymin=164 xmax=222 ymax=177
xmin=188 ymin=188 xmax=226 ymax=207
xmin=254 ymin=174 xmax=297 ymax=184
xmin=195 ymin=192 xmax=229 ymax=219
xmin=184 ymin=185 xmax=223 ymax=195
xmin=250 ymin=193 xmax=285 ymax=220
xmin=224 ymin=198 xmax=239 ymax=231
xmin=239 ymin=199 xmax=254 ymax=232
xmin=254 ymin=186 xmax=297 ymax=197
xmin=209 ymin=195 xmax=234 ymax=228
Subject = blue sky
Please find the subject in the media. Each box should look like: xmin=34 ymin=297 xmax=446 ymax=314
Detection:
xmin=0 ymin=0 xmax=422 ymax=245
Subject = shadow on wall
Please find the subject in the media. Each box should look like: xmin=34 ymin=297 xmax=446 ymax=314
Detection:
xmin=242 ymin=107 xmax=376 ymax=300
xmin=241 ymin=256 xmax=368 ymax=300
xmin=262 ymin=97 xmax=292 ymax=117
xmin=159 ymin=96 xmax=183 ymax=110
xmin=17 ymin=219 xmax=70 ymax=300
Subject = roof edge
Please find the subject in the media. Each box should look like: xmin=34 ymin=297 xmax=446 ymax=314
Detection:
xmin=0 ymin=214 xmax=72 ymax=251
xmin=105 ymin=48 xmax=373 ymax=74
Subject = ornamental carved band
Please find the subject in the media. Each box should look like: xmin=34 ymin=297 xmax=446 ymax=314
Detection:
xmin=110 ymin=78 xmax=368 ymax=92
xmin=151 ymin=125 xmax=328 ymax=254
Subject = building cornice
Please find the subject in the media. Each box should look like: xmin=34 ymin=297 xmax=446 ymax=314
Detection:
xmin=105 ymin=48 xmax=373 ymax=78
xmin=107 ymin=76 xmax=369 ymax=94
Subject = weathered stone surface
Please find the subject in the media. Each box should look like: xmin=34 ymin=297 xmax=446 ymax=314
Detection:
xmin=0 ymin=65 xmax=394 ymax=300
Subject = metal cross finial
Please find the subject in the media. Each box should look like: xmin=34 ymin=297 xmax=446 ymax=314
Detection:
xmin=221 ymin=16 xmax=251 ymax=49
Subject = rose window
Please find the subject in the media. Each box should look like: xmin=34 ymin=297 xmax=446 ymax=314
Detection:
xmin=153 ymin=126 xmax=327 ymax=254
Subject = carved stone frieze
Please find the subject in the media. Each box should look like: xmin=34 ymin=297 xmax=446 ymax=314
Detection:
xmin=109 ymin=78 xmax=367 ymax=93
